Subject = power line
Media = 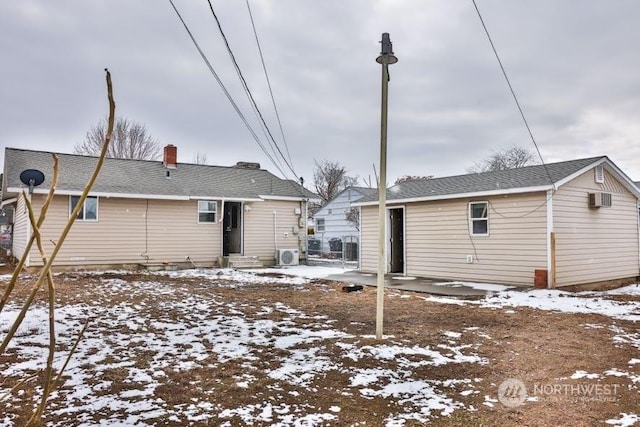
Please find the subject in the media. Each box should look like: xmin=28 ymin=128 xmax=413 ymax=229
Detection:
xmin=245 ymin=0 xmax=295 ymax=168
xmin=168 ymin=0 xmax=287 ymax=178
xmin=471 ymin=0 xmax=555 ymax=190
xmin=205 ymin=0 xmax=299 ymax=179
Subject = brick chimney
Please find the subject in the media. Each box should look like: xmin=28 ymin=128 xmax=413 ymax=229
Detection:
xmin=163 ymin=144 xmax=177 ymax=169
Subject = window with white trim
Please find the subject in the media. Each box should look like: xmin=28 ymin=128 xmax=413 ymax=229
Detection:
xmin=316 ymin=218 xmax=325 ymax=232
xmin=70 ymin=196 xmax=98 ymax=221
xmin=469 ymin=202 xmax=488 ymax=236
xmin=198 ymin=201 xmax=216 ymax=223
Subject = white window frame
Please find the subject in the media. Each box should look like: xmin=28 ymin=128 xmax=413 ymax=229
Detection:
xmin=469 ymin=201 xmax=489 ymax=236
xmin=316 ymin=218 xmax=326 ymax=232
xmin=197 ymin=200 xmax=217 ymax=224
xmin=69 ymin=196 xmax=98 ymax=221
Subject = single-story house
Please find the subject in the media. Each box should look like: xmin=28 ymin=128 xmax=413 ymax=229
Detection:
xmin=1 ymin=145 xmax=318 ymax=269
xmin=354 ymin=156 xmax=640 ymax=288
xmin=312 ymin=186 xmax=376 ymax=257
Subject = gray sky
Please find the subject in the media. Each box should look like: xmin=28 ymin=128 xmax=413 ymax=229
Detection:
xmin=2 ymin=1 xmax=640 ymax=188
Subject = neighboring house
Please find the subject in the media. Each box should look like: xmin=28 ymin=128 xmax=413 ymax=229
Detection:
xmin=1 ymin=145 xmax=319 ymax=269
xmin=354 ymin=156 xmax=640 ymax=288
xmin=312 ymin=186 xmax=376 ymax=256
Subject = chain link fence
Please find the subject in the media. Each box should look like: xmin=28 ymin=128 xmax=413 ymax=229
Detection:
xmin=307 ymin=234 xmax=359 ymax=266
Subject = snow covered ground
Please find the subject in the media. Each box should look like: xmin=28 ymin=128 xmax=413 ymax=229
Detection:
xmin=1 ymin=266 xmax=639 ymax=426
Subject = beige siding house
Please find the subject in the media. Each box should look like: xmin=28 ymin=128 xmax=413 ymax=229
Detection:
xmin=355 ymin=157 xmax=640 ymax=288
xmin=1 ymin=146 xmax=318 ymax=269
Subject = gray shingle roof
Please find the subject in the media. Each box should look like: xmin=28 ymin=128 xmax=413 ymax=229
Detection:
xmin=357 ymin=156 xmax=607 ymax=204
xmin=3 ymin=148 xmax=317 ymax=200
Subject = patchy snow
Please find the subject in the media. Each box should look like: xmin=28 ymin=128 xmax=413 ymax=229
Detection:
xmin=422 ymin=288 xmax=640 ymax=322
xmin=606 ymin=413 xmax=640 ymax=426
xmin=0 ymin=270 xmax=485 ymax=426
xmin=254 ymin=265 xmax=354 ymax=279
xmin=2 ymin=266 xmax=639 ymax=425
xmin=604 ymin=284 xmax=640 ymax=296
xmin=432 ymin=281 xmax=516 ymax=292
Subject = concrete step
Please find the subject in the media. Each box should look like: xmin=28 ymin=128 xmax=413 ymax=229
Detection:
xmin=139 ymin=262 xmax=179 ymax=271
xmin=223 ymin=255 xmax=263 ymax=269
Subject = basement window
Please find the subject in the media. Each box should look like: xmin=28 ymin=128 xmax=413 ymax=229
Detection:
xmin=469 ymin=202 xmax=489 ymax=236
xmin=70 ymin=196 xmax=98 ymax=221
xmin=198 ymin=201 xmax=216 ymax=223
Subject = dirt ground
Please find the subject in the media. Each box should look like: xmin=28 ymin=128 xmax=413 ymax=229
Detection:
xmin=1 ymin=267 xmax=639 ymax=426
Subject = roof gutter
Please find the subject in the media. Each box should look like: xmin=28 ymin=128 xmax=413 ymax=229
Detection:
xmin=260 ymin=194 xmax=321 ymax=203
xmin=353 ymin=184 xmax=554 ymax=207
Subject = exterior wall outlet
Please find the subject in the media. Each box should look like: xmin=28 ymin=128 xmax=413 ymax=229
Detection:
xmin=466 ymin=255 xmax=474 ymax=264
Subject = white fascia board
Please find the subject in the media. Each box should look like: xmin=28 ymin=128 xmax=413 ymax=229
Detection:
xmin=604 ymin=159 xmax=640 ymax=198
xmin=552 ymin=158 xmax=606 ymax=189
xmin=553 ymin=157 xmax=640 ymax=198
xmin=0 ymin=198 xmax=17 ymax=207
xmin=260 ymin=195 xmax=319 ymax=202
xmin=9 ymin=187 xmax=191 ymax=201
xmin=352 ymin=185 xmax=553 ymax=207
xmin=189 ymin=196 xmax=263 ymax=202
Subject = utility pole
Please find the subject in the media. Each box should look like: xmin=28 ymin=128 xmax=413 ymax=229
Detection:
xmin=375 ymin=33 xmax=398 ymax=339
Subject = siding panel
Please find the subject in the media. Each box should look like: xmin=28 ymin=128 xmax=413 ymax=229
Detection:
xmin=360 ymin=192 xmax=548 ymax=286
xmin=28 ymin=195 xmax=222 ymax=267
xmin=12 ymin=194 xmax=29 ymax=263
xmin=553 ymin=169 xmax=639 ymax=286
xmin=243 ymin=200 xmax=306 ymax=263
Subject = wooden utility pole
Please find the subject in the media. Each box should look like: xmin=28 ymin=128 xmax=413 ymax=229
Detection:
xmin=375 ymin=33 xmax=398 ymax=339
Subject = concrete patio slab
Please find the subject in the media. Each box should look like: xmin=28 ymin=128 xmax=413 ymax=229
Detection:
xmin=326 ymin=270 xmax=513 ymax=297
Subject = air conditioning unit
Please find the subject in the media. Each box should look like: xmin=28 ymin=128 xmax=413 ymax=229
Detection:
xmin=588 ymin=192 xmax=612 ymax=208
xmin=277 ymin=248 xmax=299 ymax=266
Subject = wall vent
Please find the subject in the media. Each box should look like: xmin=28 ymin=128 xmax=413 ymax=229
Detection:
xmin=594 ymin=165 xmax=604 ymax=184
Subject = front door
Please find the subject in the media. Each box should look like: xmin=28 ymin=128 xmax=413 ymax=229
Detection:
xmin=223 ymin=202 xmax=242 ymax=256
xmin=389 ymin=207 xmax=404 ymax=274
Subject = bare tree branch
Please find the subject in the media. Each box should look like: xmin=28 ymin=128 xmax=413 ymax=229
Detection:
xmin=193 ymin=152 xmax=208 ymax=165
xmin=394 ymin=175 xmax=433 ymax=185
xmin=467 ymin=145 xmax=538 ymax=173
xmin=312 ymin=160 xmax=358 ymax=205
xmin=345 ymin=207 xmax=360 ymax=230
xmin=74 ymin=117 xmax=160 ymax=160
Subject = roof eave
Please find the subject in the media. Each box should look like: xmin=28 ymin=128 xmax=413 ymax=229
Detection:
xmin=259 ymin=194 xmax=320 ymax=203
xmin=352 ymin=184 xmax=554 ymax=207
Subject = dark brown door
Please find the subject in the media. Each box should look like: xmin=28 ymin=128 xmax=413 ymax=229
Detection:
xmin=389 ymin=208 xmax=404 ymax=273
xmin=223 ymin=202 xmax=242 ymax=256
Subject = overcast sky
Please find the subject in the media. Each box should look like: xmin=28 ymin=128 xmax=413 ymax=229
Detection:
xmin=2 ymin=1 xmax=640 ymax=188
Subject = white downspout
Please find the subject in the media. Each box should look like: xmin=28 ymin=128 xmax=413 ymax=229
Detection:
xmin=273 ymin=210 xmax=278 ymax=253
xmin=636 ymin=200 xmax=640 ymax=276
xmin=25 ymin=193 xmax=31 ymax=267
xmin=546 ymin=190 xmax=554 ymax=288
xmin=358 ymin=206 xmax=362 ymax=271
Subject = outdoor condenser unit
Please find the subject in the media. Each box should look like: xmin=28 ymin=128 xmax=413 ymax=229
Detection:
xmin=277 ymin=249 xmax=299 ymax=266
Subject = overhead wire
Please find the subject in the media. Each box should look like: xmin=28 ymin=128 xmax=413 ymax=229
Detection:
xmin=471 ymin=0 xmax=556 ymax=191
xmin=245 ymin=0 xmax=295 ymax=169
xmin=205 ymin=0 xmax=299 ymax=179
xmin=168 ymin=0 xmax=288 ymax=179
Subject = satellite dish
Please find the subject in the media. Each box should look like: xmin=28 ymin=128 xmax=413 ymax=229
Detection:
xmin=19 ymin=169 xmax=45 ymax=195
